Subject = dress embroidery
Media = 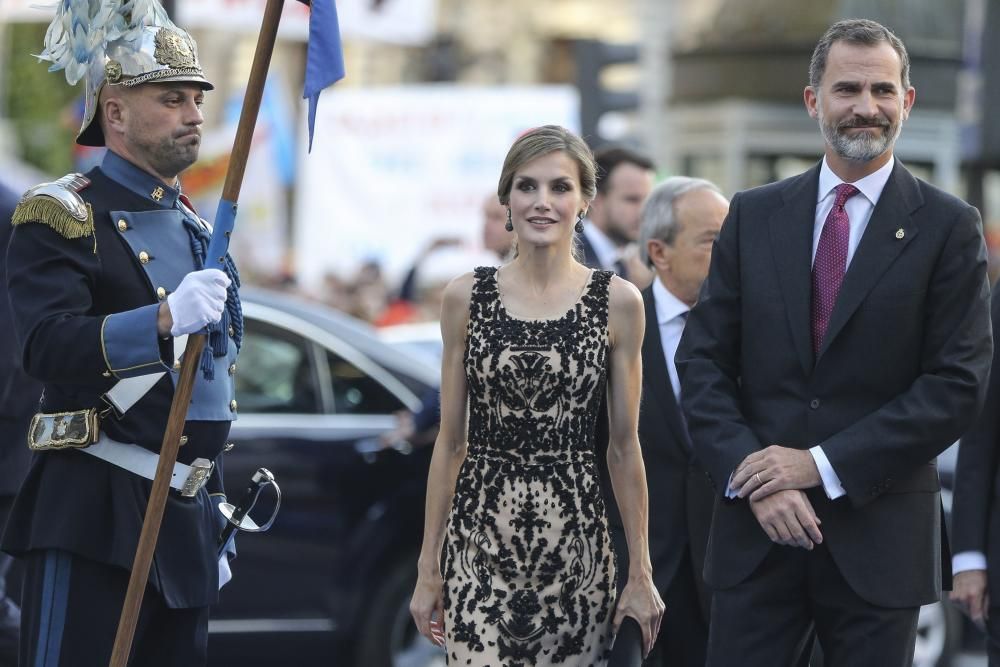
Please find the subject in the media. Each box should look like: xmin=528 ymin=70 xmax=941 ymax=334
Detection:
xmin=443 ymin=266 xmax=616 ymax=666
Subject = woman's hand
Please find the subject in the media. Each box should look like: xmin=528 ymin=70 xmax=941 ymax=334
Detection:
xmin=613 ymin=574 xmax=665 ymax=658
xmin=410 ymin=568 xmax=446 ymax=647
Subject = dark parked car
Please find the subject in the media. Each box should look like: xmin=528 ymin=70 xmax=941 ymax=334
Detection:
xmin=209 ymin=289 xmax=442 ymax=666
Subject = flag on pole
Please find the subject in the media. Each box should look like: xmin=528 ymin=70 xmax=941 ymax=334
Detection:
xmin=299 ymin=0 xmax=346 ymax=151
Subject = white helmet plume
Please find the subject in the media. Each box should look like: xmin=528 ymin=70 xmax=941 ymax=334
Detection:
xmin=36 ymin=0 xmax=174 ymax=85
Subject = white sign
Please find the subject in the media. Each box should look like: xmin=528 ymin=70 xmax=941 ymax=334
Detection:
xmin=177 ymin=0 xmax=436 ymax=44
xmin=336 ymin=0 xmax=437 ymax=45
xmin=178 ymin=0 xmax=312 ymax=40
xmin=4 ymin=0 xmax=438 ymax=45
xmin=293 ymin=85 xmax=580 ymax=289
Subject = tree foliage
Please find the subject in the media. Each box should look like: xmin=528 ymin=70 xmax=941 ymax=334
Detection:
xmin=4 ymin=22 xmax=81 ymax=176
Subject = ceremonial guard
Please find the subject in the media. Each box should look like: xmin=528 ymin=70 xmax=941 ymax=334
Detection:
xmin=2 ymin=6 xmax=241 ymax=665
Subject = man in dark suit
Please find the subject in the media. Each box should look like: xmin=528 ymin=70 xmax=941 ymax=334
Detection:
xmin=580 ymin=146 xmax=655 ymax=283
xmin=950 ymin=285 xmax=1000 ymax=663
xmin=676 ymin=19 xmax=992 ymax=666
xmin=635 ymin=176 xmax=727 ymax=665
xmin=0 ymin=180 xmax=39 ymax=664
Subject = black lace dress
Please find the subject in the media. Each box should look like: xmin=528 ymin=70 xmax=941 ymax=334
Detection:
xmin=442 ymin=266 xmax=617 ymax=666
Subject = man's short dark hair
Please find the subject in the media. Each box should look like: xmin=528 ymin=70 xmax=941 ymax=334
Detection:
xmin=809 ymin=18 xmax=910 ymax=90
xmin=593 ymin=146 xmax=656 ymax=195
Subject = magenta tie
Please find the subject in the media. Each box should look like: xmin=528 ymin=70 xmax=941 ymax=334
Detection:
xmin=811 ymin=183 xmax=860 ymax=355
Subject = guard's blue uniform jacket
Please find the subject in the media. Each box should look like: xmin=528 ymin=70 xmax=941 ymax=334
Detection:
xmin=2 ymin=150 xmax=239 ymax=608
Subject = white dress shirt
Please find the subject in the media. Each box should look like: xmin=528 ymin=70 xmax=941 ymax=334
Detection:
xmin=807 ymin=156 xmax=895 ymax=501
xmin=653 ymin=277 xmax=689 ymax=400
xmin=581 ymin=222 xmax=621 ymax=271
xmin=950 ymin=432 xmax=987 ymax=574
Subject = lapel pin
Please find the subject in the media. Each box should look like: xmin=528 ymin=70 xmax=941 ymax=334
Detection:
xmin=895 ymin=228 xmax=905 ymax=240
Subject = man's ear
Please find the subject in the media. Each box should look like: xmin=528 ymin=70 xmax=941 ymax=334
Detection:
xmin=102 ymin=93 xmax=128 ymax=137
xmin=901 ymin=86 xmax=916 ymax=121
xmin=647 ymin=238 xmax=670 ymax=271
xmin=803 ymin=86 xmax=819 ymax=119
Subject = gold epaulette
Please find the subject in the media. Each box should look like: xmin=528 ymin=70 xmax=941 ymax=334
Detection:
xmin=11 ymin=173 xmax=94 ymax=239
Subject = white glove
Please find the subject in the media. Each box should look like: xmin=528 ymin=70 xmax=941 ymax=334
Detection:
xmin=166 ymin=269 xmax=231 ymax=337
xmin=219 ymin=553 xmax=233 ymax=589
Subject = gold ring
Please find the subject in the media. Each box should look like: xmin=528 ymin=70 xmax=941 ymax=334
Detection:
xmin=754 ymin=472 xmax=763 ymax=486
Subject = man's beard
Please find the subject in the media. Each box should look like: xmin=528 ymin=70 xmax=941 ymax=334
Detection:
xmin=820 ymin=109 xmax=901 ymax=163
xmin=605 ymin=219 xmax=634 ymax=247
xmin=130 ymin=130 xmax=200 ymax=179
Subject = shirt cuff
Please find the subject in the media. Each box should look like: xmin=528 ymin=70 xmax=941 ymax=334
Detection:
xmin=725 ymin=472 xmax=738 ymax=499
xmin=100 ymin=304 xmax=172 ymax=379
xmin=809 ymin=446 xmax=846 ymax=499
xmin=953 ymin=551 xmax=988 ymax=574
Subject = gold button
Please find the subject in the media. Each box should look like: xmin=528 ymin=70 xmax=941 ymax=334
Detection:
xmin=138 ymin=251 xmax=150 ymax=264
xmin=117 ymin=219 xmax=127 ymax=232
xmin=179 ymin=435 xmax=189 ymax=446
xmin=230 ymin=399 xmax=238 ymax=412
xmin=223 ymin=442 xmax=235 ymax=452
xmin=228 ymin=363 xmax=237 ymax=376
xmin=156 ymin=287 xmax=166 ymax=300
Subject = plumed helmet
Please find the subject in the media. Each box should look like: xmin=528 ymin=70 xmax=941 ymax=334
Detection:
xmin=77 ymin=25 xmax=214 ymax=146
xmin=36 ymin=0 xmax=213 ymax=147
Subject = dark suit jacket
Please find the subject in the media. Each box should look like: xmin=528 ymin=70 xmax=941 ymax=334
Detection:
xmin=579 ymin=229 xmax=603 ymax=272
xmin=638 ymin=286 xmax=714 ymax=612
xmin=952 ymin=285 xmax=1000 ymax=597
xmin=677 ymin=160 xmax=992 ymax=609
xmin=0 ymin=182 xmax=39 ymax=498
xmin=578 ymin=226 xmax=628 ymax=279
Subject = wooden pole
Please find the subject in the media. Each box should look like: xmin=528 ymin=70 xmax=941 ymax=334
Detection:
xmin=108 ymin=0 xmax=285 ymax=663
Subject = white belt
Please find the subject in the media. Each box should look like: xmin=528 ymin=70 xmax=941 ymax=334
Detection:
xmin=83 ymin=433 xmax=214 ymax=498
xmin=103 ymin=335 xmax=188 ymax=415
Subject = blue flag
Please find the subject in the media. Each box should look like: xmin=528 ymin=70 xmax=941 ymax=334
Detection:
xmin=301 ymin=0 xmax=345 ymax=151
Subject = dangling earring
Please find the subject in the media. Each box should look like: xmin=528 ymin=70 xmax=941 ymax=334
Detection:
xmin=505 ymin=208 xmax=514 ymax=232
xmin=575 ymin=212 xmax=584 ymax=234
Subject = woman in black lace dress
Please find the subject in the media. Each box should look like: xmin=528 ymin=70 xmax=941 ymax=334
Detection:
xmin=410 ymin=125 xmax=663 ymax=666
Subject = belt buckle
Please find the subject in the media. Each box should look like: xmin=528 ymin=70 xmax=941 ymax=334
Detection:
xmin=180 ymin=457 xmax=214 ymax=497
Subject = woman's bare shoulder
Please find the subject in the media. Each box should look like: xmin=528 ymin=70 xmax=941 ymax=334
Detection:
xmin=441 ymin=271 xmax=477 ymax=312
xmin=607 ymin=274 xmax=643 ymax=317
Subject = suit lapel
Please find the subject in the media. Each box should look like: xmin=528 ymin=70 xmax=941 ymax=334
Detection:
xmin=579 ymin=232 xmax=601 ymax=270
xmin=642 ymin=287 xmax=692 ymax=450
xmin=769 ymin=165 xmax=821 ymax=374
xmin=817 ymin=162 xmax=922 ymax=360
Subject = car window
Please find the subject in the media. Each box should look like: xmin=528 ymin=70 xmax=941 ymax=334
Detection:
xmin=236 ymin=320 xmax=322 ymax=414
xmin=325 ymin=350 xmax=406 ymax=414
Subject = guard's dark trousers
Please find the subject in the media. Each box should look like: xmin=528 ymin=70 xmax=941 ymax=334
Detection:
xmin=19 ymin=550 xmax=208 ymax=667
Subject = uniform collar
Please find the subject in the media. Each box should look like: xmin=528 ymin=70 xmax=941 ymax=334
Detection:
xmin=101 ymin=151 xmax=180 ymax=209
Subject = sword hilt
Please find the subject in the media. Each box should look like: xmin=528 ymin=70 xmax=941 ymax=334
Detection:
xmin=218 ymin=467 xmax=278 ymax=556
